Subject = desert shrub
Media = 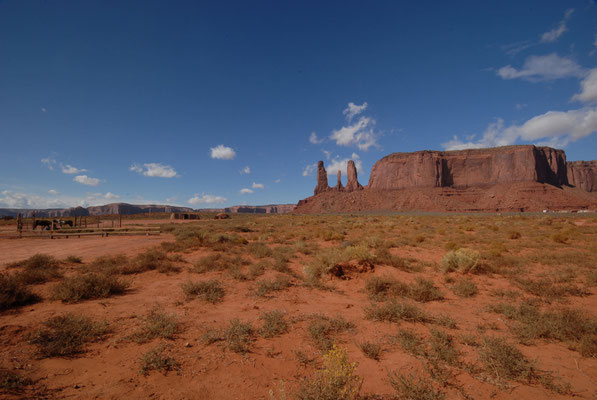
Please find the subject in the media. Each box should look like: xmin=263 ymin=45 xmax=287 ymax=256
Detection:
xmin=130 ymin=307 xmax=180 ymax=343
xmin=248 ymin=260 xmax=268 ymax=279
xmin=428 ymin=329 xmax=460 ymax=365
xmin=89 ymin=254 xmax=128 ymax=275
xmin=478 ymin=337 xmax=536 ymax=383
xmin=375 ymin=248 xmax=418 ymax=272
xmin=441 ymin=248 xmax=480 ymax=273
xmin=125 ymin=249 xmax=178 ymax=274
xmin=12 ymin=254 xmax=61 ymax=285
xmin=451 ymin=278 xmax=478 ymax=297
xmin=307 ymin=315 xmax=354 ymax=351
xmin=434 ymin=314 xmax=457 ymax=329
xmin=65 ymin=255 xmax=82 ymax=263
xmin=388 ymin=371 xmax=445 ymax=400
xmin=408 ymin=278 xmax=443 ymax=302
xmin=365 ymin=276 xmax=408 ymax=301
xmin=139 ymin=344 xmax=180 ymax=375
xmin=248 ymin=242 xmax=272 ymax=258
xmin=393 ymin=329 xmax=425 ymax=356
xmin=259 ymin=310 xmax=288 ymax=338
xmin=357 ymin=340 xmax=382 ymax=360
xmin=487 ymin=302 xmax=597 ymax=353
xmin=202 ymin=319 xmax=255 ymax=354
xmin=514 ymin=277 xmax=587 ymax=300
xmin=0 ymin=274 xmax=40 ymax=311
xmin=194 ymin=253 xmax=246 ymax=273
xmin=181 ymin=279 xmax=224 ymax=304
xmin=51 ymin=273 xmax=128 ymax=303
xmin=508 ymin=231 xmax=521 ymax=240
xmin=303 ymin=248 xmax=344 ymax=283
xmin=256 ymin=275 xmax=292 ymax=297
xmin=551 ymin=232 xmax=568 ymax=244
xmin=0 ymin=369 xmax=32 ymax=391
xmin=364 ymin=300 xmax=430 ymax=324
xmin=29 ymin=313 xmax=108 ymax=357
xmin=296 ymin=345 xmax=362 ymax=400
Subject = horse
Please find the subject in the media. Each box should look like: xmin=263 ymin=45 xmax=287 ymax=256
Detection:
xmin=59 ymin=220 xmax=73 ymax=228
xmin=32 ymin=220 xmax=52 ymax=230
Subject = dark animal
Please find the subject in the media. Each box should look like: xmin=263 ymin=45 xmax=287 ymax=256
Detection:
xmin=59 ymin=220 xmax=73 ymax=227
xmin=33 ymin=220 xmax=52 ymax=230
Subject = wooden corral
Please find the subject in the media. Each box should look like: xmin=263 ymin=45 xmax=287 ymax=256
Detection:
xmin=170 ymin=212 xmax=201 ymax=220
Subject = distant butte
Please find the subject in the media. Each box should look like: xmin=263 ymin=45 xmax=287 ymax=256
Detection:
xmin=295 ymin=145 xmax=597 ymax=213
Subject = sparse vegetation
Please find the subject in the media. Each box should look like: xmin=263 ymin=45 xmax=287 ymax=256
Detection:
xmin=130 ymin=307 xmax=180 ymax=343
xmin=356 ymin=340 xmax=382 ymax=360
xmin=441 ymin=248 xmax=480 ymax=273
xmin=388 ymin=371 xmax=445 ymax=400
xmin=202 ymin=319 xmax=255 ymax=354
xmin=29 ymin=314 xmax=108 ymax=357
xmin=307 ymin=315 xmax=354 ymax=351
xmin=181 ymin=279 xmax=225 ymax=303
xmin=364 ymin=300 xmax=430 ymax=324
xmin=51 ymin=273 xmax=128 ymax=303
xmin=451 ymin=278 xmax=478 ymax=297
xmin=0 ymin=274 xmax=40 ymax=311
xmin=296 ymin=345 xmax=362 ymax=400
xmin=256 ymin=274 xmax=292 ymax=297
xmin=139 ymin=344 xmax=180 ymax=375
xmin=259 ymin=310 xmax=288 ymax=338
xmin=11 ymin=254 xmax=61 ymax=285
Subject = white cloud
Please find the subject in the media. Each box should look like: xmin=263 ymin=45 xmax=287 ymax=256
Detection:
xmin=239 ymin=188 xmax=253 ymax=194
xmin=572 ymin=68 xmax=597 ymax=103
xmin=41 ymin=157 xmax=56 ymax=170
xmin=210 ymin=145 xmax=236 ymax=160
xmin=497 ymin=53 xmax=585 ymax=82
xmin=302 ymin=163 xmax=317 ymax=177
xmin=41 ymin=107 xmax=47 ymax=113
xmin=0 ymin=190 xmax=69 ymax=209
xmin=240 ymin=166 xmax=251 ymax=174
xmin=540 ymin=9 xmax=574 ymax=43
xmin=73 ymin=175 xmax=100 ymax=186
xmin=129 ymin=162 xmax=178 ymax=178
xmin=309 ymin=132 xmax=324 ymax=144
xmin=48 ymin=189 xmax=60 ymax=195
xmin=330 ymin=116 xmax=379 ymax=150
xmin=104 ymin=192 xmax=119 ymax=200
xmin=61 ymin=164 xmax=87 ymax=174
xmin=322 ymin=150 xmax=332 ymax=160
xmin=515 ymin=103 xmax=527 ymax=110
xmin=274 ymin=179 xmax=281 ymax=183
xmin=442 ymin=106 xmax=597 ymax=150
xmin=343 ymin=102 xmax=368 ymax=121
xmin=326 ymin=153 xmax=363 ymax=177
xmin=252 ymin=182 xmax=264 ymax=189
xmin=188 ymin=194 xmax=227 ymax=205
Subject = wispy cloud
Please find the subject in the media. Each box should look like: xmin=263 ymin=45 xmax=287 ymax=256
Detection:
xmin=48 ymin=189 xmax=60 ymax=195
xmin=326 ymin=153 xmax=362 ymax=177
xmin=252 ymin=182 xmax=264 ymax=189
xmin=240 ymin=166 xmax=251 ymax=174
xmin=41 ymin=157 xmax=56 ymax=170
xmin=343 ymin=102 xmax=368 ymax=121
xmin=309 ymin=132 xmax=324 ymax=144
xmin=442 ymin=106 xmax=597 ymax=150
xmin=0 ymin=190 xmax=121 ymax=209
xmin=497 ymin=53 xmax=585 ymax=82
xmin=61 ymin=164 xmax=87 ymax=174
xmin=540 ymin=9 xmax=574 ymax=43
xmin=188 ymin=194 xmax=227 ymax=205
xmin=302 ymin=163 xmax=317 ymax=177
xmin=73 ymin=175 xmax=100 ymax=186
xmin=572 ymin=68 xmax=597 ymax=103
xmin=130 ymin=162 xmax=178 ymax=178
xmin=210 ymin=145 xmax=236 ymax=160
xmin=239 ymin=188 xmax=253 ymax=194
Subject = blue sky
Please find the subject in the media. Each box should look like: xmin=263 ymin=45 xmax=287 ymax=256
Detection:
xmin=1 ymin=0 xmax=596 ymax=209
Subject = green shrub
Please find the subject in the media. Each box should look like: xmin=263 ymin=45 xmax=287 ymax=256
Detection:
xmin=29 ymin=314 xmax=108 ymax=357
xmin=51 ymin=273 xmax=128 ymax=303
xmin=441 ymin=248 xmax=480 ymax=273
xmin=388 ymin=371 xmax=444 ymax=400
xmin=297 ymin=345 xmax=362 ymax=400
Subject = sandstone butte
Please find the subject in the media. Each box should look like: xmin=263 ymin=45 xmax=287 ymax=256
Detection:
xmin=294 ymin=145 xmax=597 ymax=213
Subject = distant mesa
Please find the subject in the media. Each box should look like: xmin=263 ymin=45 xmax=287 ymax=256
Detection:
xmin=296 ymin=145 xmax=597 ymax=213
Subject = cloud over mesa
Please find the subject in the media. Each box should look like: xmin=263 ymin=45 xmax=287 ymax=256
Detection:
xmin=188 ymin=194 xmax=227 ymax=205
xmin=130 ymin=163 xmax=178 ymax=178
xmin=73 ymin=175 xmax=100 ymax=186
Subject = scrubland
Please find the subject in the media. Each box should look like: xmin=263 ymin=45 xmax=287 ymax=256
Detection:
xmin=1 ymin=213 xmax=597 ymax=399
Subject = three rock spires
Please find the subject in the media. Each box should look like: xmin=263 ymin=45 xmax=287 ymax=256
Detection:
xmin=314 ymin=160 xmax=363 ymax=196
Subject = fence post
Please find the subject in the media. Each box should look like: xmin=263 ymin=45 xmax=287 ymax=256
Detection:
xmin=119 ymin=213 xmax=122 ymax=228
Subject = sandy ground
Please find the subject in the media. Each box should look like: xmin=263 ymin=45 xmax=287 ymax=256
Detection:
xmin=1 ymin=216 xmax=596 ymax=399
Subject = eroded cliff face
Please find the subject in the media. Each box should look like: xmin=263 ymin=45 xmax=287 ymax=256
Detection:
xmin=368 ymin=145 xmax=569 ymax=190
xmin=567 ymin=161 xmax=597 ymax=192
xmin=296 ymin=145 xmax=597 ymax=213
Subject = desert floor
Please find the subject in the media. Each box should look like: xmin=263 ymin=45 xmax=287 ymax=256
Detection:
xmin=1 ymin=213 xmax=596 ymax=399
